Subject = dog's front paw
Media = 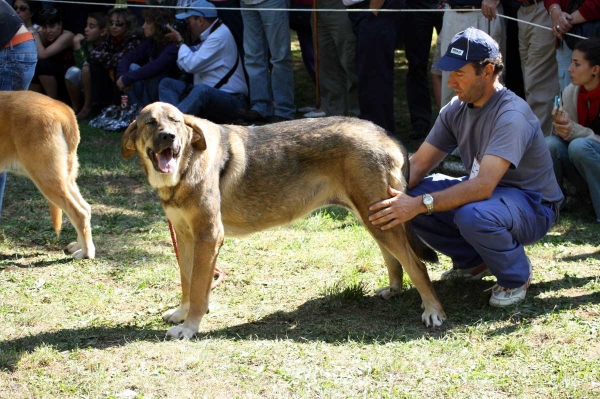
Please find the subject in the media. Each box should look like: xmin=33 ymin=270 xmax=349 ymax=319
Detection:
xmin=166 ymin=324 xmax=197 ymax=340
xmin=67 ymin=242 xmax=95 ymax=259
xmin=162 ymin=306 xmax=188 ymax=324
xmin=375 ymin=286 xmax=402 ymax=300
xmin=421 ymin=308 xmax=446 ymax=328
xmin=67 ymin=241 xmax=81 ymax=254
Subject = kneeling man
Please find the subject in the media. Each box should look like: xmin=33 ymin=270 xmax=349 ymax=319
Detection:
xmin=369 ymin=27 xmax=564 ymax=307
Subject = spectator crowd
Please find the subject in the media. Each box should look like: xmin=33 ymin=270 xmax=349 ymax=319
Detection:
xmin=1 ymin=0 xmax=599 ymax=223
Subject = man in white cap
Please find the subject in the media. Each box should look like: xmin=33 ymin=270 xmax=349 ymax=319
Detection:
xmin=158 ymin=0 xmax=248 ymax=123
xmin=369 ymin=27 xmax=563 ymax=307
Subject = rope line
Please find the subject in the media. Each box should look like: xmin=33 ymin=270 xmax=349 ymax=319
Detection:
xmin=30 ymin=0 xmax=588 ymax=40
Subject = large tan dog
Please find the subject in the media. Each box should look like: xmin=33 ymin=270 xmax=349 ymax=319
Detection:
xmin=0 ymin=91 xmax=94 ymax=259
xmin=122 ymin=102 xmax=446 ymax=339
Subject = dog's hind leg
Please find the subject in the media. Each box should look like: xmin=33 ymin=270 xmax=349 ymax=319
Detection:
xmin=63 ymin=181 xmax=95 ymax=259
xmin=374 ymin=243 xmax=404 ymax=300
xmin=376 ymin=225 xmax=446 ymax=327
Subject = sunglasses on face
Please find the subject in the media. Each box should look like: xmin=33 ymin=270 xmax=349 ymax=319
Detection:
xmin=14 ymin=5 xmax=30 ymax=12
xmin=109 ymin=21 xmax=125 ymax=27
xmin=39 ymin=8 xmax=58 ymax=16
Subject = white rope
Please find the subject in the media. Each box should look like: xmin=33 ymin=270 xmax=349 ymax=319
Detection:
xmin=30 ymin=0 xmax=588 ymax=40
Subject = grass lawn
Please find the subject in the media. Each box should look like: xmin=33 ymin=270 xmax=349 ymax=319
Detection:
xmin=1 ymin=33 xmax=599 ymax=398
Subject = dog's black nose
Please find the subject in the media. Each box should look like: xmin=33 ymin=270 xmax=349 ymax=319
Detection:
xmin=158 ymin=131 xmax=176 ymax=142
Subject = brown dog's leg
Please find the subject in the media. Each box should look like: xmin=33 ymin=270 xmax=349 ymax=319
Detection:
xmin=379 ymin=225 xmax=446 ymax=327
xmin=165 ymin=222 xmax=224 ymax=339
xmin=374 ymin=243 xmax=404 ymax=299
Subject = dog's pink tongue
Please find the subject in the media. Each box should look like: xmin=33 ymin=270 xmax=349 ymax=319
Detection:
xmin=157 ymin=149 xmax=176 ymax=173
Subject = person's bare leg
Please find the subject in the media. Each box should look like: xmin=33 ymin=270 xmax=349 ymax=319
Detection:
xmin=39 ymin=75 xmax=58 ymax=99
xmin=76 ymin=65 xmax=93 ymax=119
xmin=66 ymin=79 xmax=82 ymax=113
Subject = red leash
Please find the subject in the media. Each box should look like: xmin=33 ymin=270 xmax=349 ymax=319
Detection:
xmin=168 ymin=219 xmax=225 ymax=290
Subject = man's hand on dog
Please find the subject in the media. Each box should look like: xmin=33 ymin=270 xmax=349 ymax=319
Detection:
xmin=369 ymin=186 xmax=424 ymax=230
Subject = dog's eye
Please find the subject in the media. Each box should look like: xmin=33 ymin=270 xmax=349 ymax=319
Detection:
xmin=146 ymin=119 xmax=157 ymax=125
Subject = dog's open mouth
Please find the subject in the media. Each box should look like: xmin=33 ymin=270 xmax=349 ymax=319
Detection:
xmin=148 ymin=147 xmax=180 ymax=173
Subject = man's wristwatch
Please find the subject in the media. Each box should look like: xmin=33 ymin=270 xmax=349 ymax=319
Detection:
xmin=177 ymin=40 xmax=185 ymax=47
xmin=422 ymin=194 xmax=434 ymax=215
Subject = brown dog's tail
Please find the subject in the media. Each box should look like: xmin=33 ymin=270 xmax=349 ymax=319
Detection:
xmin=406 ymin=223 xmax=438 ymax=263
xmin=50 ymin=203 xmax=63 ymax=237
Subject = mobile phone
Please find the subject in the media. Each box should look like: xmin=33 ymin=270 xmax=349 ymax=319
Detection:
xmin=554 ymin=95 xmax=559 ymax=115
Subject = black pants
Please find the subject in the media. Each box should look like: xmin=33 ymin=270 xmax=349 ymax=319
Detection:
xmin=348 ymin=0 xmax=404 ymax=136
xmin=404 ymin=0 xmax=443 ymax=134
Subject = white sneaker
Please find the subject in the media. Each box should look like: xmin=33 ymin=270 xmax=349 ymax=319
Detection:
xmin=440 ymin=263 xmax=491 ymax=281
xmin=488 ymin=260 xmax=532 ymax=307
xmin=297 ymin=106 xmax=315 ymax=113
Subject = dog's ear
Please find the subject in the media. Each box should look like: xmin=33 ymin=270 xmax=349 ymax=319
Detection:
xmin=121 ymin=120 xmax=138 ymax=159
xmin=183 ymin=114 xmax=207 ymax=151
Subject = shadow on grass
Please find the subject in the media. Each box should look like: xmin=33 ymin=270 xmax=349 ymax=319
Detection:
xmin=205 ymin=275 xmax=600 ymax=343
xmin=1 ymin=276 xmax=598 ymax=369
xmin=0 ymin=326 xmax=166 ymax=372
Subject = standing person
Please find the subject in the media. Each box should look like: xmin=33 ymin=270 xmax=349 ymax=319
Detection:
xmin=404 ymin=0 xmax=443 ymax=139
xmin=116 ymin=8 xmax=179 ymax=110
xmin=0 ymin=0 xmax=37 ymax=221
xmin=344 ymin=0 xmax=405 ymax=136
xmin=313 ymin=0 xmax=359 ymax=118
xmin=237 ymin=0 xmax=295 ymax=123
xmin=482 ymin=0 xmax=560 ymax=136
xmin=65 ymin=11 xmax=108 ymax=118
xmin=369 ymin=28 xmax=563 ymax=306
xmin=547 ymin=38 xmax=600 ymax=222
xmin=545 ymin=0 xmax=600 ymax=91
xmin=28 ymin=8 xmax=75 ymax=103
xmin=158 ymin=0 xmax=247 ymax=122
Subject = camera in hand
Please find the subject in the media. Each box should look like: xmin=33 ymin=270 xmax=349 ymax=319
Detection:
xmin=162 ymin=20 xmax=187 ymax=36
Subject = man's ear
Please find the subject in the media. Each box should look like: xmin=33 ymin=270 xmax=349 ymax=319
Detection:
xmin=121 ymin=120 xmax=138 ymax=158
xmin=183 ymin=114 xmax=207 ymax=151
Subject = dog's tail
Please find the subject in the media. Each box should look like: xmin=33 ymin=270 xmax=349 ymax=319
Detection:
xmin=406 ymin=223 xmax=438 ymax=263
xmin=50 ymin=203 xmax=63 ymax=237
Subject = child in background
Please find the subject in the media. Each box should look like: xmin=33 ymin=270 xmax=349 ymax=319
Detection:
xmin=87 ymin=7 xmax=142 ymax=112
xmin=29 ymin=8 xmax=75 ymax=103
xmin=65 ymin=12 xmax=108 ymax=119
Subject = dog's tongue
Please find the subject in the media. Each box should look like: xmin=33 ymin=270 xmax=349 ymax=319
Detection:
xmin=157 ymin=149 xmax=176 ymax=173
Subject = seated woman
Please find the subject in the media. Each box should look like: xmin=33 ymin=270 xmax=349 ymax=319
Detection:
xmin=547 ymin=38 xmax=600 ymax=222
xmin=29 ymin=8 xmax=75 ymax=102
xmin=87 ymin=7 xmax=142 ymax=112
xmin=13 ymin=0 xmax=38 ymax=30
xmin=116 ymin=8 xmax=179 ymax=110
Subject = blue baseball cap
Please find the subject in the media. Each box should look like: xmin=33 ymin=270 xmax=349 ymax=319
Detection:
xmin=176 ymin=0 xmax=218 ymax=19
xmin=433 ymin=27 xmax=500 ymax=72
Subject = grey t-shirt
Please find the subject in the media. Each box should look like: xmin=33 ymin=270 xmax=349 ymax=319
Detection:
xmin=426 ymin=86 xmax=564 ymax=206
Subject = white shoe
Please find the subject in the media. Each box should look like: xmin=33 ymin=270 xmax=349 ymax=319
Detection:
xmin=304 ymin=110 xmax=326 ymax=118
xmin=488 ymin=259 xmax=532 ymax=307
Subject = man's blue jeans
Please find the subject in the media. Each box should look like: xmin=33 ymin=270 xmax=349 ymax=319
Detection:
xmin=240 ymin=0 xmax=296 ymax=120
xmin=158 ymin=78 xmax=246 ymax=123
xmin=0 ymin=39 xmax=37 ymax=220
xmin=408 ymin=174 xmax=556 ymax=288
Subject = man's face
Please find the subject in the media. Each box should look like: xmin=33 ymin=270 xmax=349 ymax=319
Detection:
xmin=186 ymin=15 xmax=205 ymax=38
xmin=447 ymin=63 xmax=488 ymax=107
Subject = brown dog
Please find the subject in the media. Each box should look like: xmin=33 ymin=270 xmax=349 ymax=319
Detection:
xmin=122 ymin=102 xmax=445 ymax=339
xmin=0 ymin=91 xmax=94 ymax=259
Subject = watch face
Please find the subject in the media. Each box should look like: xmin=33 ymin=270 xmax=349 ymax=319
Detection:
xmin=424 ymin=195 xmax=433 ymax=205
